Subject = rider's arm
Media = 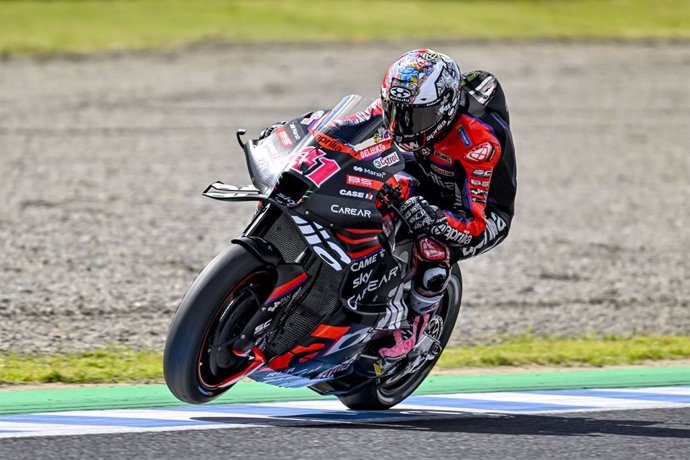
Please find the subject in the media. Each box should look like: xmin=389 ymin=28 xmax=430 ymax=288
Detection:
xmin=438 ymin=130 xmax=502 ymax=246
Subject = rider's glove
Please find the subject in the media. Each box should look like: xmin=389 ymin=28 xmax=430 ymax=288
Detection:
xmin=400 ymin=196 xmax=445 ymax=235
xmin=258 ymin=122 xmax=285 ymax=140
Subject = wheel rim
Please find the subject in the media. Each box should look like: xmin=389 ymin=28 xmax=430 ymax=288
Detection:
xmin=197 ymin=271 xmax=273 ymax=390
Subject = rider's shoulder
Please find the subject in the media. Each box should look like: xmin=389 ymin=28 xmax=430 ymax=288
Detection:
xmin=462 ymin=70 xmax=510 ymax=125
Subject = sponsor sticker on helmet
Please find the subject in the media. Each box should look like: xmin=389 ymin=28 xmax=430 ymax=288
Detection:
xmin=389 ymin=86 xmax=413 ymax=102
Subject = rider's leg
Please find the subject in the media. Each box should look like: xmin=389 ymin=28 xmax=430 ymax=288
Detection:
xmin=409 ymin=236 xmax=451 ymax=314
xmin=378 ymin=236 xmax=450 ymax=359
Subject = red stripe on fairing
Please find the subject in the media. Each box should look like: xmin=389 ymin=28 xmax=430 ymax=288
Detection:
xmin=311 ymin=324 xmax=350 ymax=340
xmin=212 ymin=346 xmax=266 ymax=388
xmin=266 ymin=272 xmax=308 ymax=303
xmin=344 ymin=228 xmax=382 ymax=235
xmin=347 ymin=244 xmax=382 ymax=259
xmin=336 ymin=233 xmax=378 ymax=245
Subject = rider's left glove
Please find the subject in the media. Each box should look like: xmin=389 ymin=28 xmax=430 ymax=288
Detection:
xmin=400 ymin=196 xmax=446 ymax=235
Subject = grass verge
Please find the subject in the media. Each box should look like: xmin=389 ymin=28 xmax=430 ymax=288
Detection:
xmin=1 ymin=335 xmax=689 ymax=384
xmin=1 ymin=0 xmax=688 ymax=56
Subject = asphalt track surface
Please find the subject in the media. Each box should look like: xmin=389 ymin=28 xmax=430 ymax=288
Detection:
xmin=0 ymin=385 xmax=689 ymax=459
xmin=1 ymin=42 xmax=688 ymax=352
xmin=0 ymin=407 xmax=688 ymax=459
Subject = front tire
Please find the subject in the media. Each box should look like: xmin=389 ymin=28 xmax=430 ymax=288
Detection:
xmin=163 ymin=245 xmax=274 ymax=404
xmin=338 ymin=265 xmax=462 ymax=410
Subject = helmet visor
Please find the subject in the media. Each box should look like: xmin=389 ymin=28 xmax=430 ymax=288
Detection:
xmin=382 ymin=100 xmax=442 ymax=138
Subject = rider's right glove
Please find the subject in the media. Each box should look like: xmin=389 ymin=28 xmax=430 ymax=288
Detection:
xmin=399 ymin=196 xmax=446 ymax=235
xmin=258 ymin=121 xmax=285 ymax=140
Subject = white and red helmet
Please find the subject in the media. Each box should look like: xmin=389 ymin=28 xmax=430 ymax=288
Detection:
xmin=381 ymin=49 xmax=462 ymax=151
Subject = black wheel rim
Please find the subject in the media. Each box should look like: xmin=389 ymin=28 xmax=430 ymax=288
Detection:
xmin=197 ymin=271 xmax=274 ymax=390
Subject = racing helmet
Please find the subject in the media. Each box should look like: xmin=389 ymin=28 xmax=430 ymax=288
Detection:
xmin=381 ymin=49 xmax=462 ymax=151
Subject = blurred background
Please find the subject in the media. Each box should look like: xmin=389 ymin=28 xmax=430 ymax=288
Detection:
xmin=0 ymin=0 xmax=688 ymax=380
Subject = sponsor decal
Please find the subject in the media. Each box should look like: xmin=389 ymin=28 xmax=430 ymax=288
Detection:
xmin=351 ymin=251 xmax=382 ymax=271
xmin=458 ymin=126 xmax=471 ymax=146
xmin=397 ymin=140 xmax=420 ymax=151
xmin=433 ymin=151 xmax=452 ymax=163
xmin=315 ymin=362 xmax=352 ymax=380
xmin=471 ymin=188 xmax=488 ymax=197
xmin=470 ymin=179 xmax=490 ymax=187
xmin=428 ymin=119 xmax=449 ymax=140
xmin=339 ymin=189 xmax=374 ymax=200
xmin=472 ymin=169 xmax=492 ymax=178
xmin=276 ymin=126 xmax=292 ymax=148
xmin=464 ymin=142 xmax=494 ymax=163
xmin=300 ymin=110 xmax=325 ymax=125
xmin=348 ymin=266 xmax=400 ymax=304
xmin=352 ymin=165 xmax=385 ymax=179
xmin=471 ymin=196 xmax=487 ymax=204
xmin=431 ymin=221 xmax=473 ymax=245
xmin=373 ymin=126 xmax=391 ymax=143
xmin=346 ymin=174 xmax=383 ymax=190
xmin=290 ymin=147 xmax=340 ymax=187
xmin=352 ymin=270 xmax=373 ymax=289
xmin=315 ymin=133 xmax=343 ymax=152
xmin=461 ymin=212 xmax=507 ymax=257
xmin=253 ymin=319 xmax=272 ymax=335
xmin=331 ymin=204 xmax=372 ymax=218
xmin=288 ymin=122 xmax=301 ymax=140
xmin=292 ymin=216 xmax=350 ymax=271
xmin=389 ymin=86 xmax=413 ymax=101
xmin=373 ymin=151 xmax=400 ymax=169
xmin=430 ymin=163 xmax=454 ymax=177
xmin=358 ymin=141 xmax=388 ymax=160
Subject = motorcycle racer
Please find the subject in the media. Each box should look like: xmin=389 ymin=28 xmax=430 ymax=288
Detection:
xmin=374 ymin=49 xmax=517 ymax=358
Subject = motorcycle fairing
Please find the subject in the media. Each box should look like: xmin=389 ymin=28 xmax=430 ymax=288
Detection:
xmin=219 ymin=96 xmax=418 ymax=389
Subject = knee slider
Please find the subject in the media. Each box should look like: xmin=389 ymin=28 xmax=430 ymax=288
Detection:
xmin=420 ymin=266 xmax=450 ymax=294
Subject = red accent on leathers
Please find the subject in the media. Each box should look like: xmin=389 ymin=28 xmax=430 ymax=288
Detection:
xmin=433 ymin=114 xmax=502 ymax=240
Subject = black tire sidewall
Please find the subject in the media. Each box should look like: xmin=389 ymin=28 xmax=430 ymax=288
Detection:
xmin=163 ymin=245 xmax=267 ymax=404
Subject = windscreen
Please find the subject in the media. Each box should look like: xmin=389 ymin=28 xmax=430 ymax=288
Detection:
xmin=246 ymin=95 xmax=382 ymax=194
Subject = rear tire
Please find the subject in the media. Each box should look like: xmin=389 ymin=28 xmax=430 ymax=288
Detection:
xmin=338 ymin=266 xmax=462 ymax=410
xmin=163 ymin=245 xmax=273 ymax=404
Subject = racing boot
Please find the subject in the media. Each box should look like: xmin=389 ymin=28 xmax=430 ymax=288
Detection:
xmin=378 ymin=237 xmax=450 ymax=359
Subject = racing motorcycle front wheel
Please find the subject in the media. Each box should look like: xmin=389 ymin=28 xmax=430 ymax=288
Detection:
xmin=163 ymin=245 xmax=275 ymax=404
xmin=338 ymin=265 xmax=462 ymax=410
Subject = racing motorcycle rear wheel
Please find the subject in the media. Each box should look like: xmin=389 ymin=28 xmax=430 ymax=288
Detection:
xmin=163 ymin=245 xmax=275 ymax=404
xmin=338 ymin=265 xmax=462 ymax=410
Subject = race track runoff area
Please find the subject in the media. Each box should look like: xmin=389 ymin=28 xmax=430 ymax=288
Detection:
xmin=1 ymin=368 xmax=688 ymax=439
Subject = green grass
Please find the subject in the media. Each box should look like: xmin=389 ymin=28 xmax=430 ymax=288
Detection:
xmin=437 ymin=335 xmax=690 ymax=368
xmin=0 ymin=348 xmax=163 ymax=384
xmin=0 ymin=0 xmax=688 ymax=56
xmin=1 ymin=335 xmax=689 ymax=384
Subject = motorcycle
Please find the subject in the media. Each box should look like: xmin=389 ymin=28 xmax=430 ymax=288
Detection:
xmin=163 ymin=95 xmax=462 ymax=410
